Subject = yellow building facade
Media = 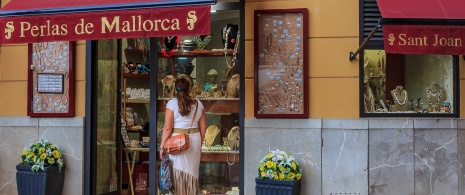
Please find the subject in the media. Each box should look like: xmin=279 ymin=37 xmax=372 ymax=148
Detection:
xmin=2 ymin=0 xmax=465 ymax=194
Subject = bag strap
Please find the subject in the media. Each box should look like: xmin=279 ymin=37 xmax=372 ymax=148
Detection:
xmin=187 ymin=101 xmax=199 ymax=134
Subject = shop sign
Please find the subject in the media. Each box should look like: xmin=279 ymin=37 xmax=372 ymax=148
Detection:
xmin=383 ymin=24 xmax=465 ymax=55
xmin=0 ymin=5 xmax=210 ymax=44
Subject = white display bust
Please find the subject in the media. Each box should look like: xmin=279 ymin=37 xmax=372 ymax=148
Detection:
xmin=391 ymin=86 xmax=409 ymax=111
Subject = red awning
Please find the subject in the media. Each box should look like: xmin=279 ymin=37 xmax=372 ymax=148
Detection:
xmin=0 ymin=0 xmax=215 ymax=44
xmin=376 ymin=0 xmax=465 ymax=19
xmin=377 ymin=0 xmax=465 ymax=55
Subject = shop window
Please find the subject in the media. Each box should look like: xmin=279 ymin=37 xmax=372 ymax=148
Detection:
xmin=362 ymin=50 xmax=457 ymax=115
xmin=360 ymin=0 xmax=459 ymax=117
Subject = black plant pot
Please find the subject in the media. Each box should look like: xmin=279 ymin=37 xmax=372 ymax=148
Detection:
xmin=16 ymin=164 xmax=65 ymax=195
xmin=255 ymin=177 xmax=301 ymax=195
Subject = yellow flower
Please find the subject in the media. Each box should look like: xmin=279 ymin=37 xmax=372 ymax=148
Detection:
xmin=280 ymin=153 xmax=285 ymax=157
xmin=266 ymin=153 xmax=272 ymax=158
xmin=289 ymin=172 xmax=295 ymax=179
xmin=279 ymin=165 xmax=285 ymax=172
xmin=22 ymin=149 xmax=28 ymax=155
xmin=39 ymin=148 xmax=45 ymax=153
xmin=50 ymin=145 xmax=56 ymax=149
xmin=29 ymin=153 xmax=35 ymax=158
xmin=33 ymin=156 xmax=37 ymax=162
xmin=291 ymin=162 xmax=297 ymax=170
xmin=296 ymin=174 xmax=302 ymax=180
xmin=261 ymin=171 xmax=266 ymax=177
xmin=40 ymin=153 xmax=47 ymax=160
xmin=273 ymin=174 xmax=278 ymax=180
xmin=266 ymin=161 xmax=273 ymax=168
xmin=260 ymin=165 xmax=264 ymax=171
xmin=273 ymin=162 xmax=277 ymax=169
xmin=279 ymin=173 xmax=284 ymax=180
xmin=52 ymin=150 xmax=60 ymax=158
xmin=48 ymin=158 xmax=55 ymax=164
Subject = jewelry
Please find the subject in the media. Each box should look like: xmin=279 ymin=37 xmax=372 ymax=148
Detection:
xmin=205 ymin=125 xmax=220 ymax=146
xmin=161 ymin=36 xmax=180 ymax=58
xmin=193 ymin=35 xmax=211 ymax=50
xmin=136 ymin=63 xmax=145 ymax=74
xmin=392 ymin=89 xmax=407 ymax=105
xmin=161 ymin=75 xmax=175 ymax=103
xmin=427 ymin=87 xmax=442 ymax=111
xmin=226 ymin=126 xmax=239 ymax=165
xmin=226 ymin=74 xmax=240 ymax=98
xmin=364 ymin=87 xmax=375 ymax=113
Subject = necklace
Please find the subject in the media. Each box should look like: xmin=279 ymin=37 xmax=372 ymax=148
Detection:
xmin=193 ymin=35 xmax=211 ymax=50
xmin=226 ymin=126 xmax=239 ymax=165
xmin=228 ymin=128 xmax=239 ymax=141
xmin=206 ymin=125 xmax=220 ymax=139
xmin=136 ymin=64 xmax=145 ymax=74
xmin=161 ymin=36 xmax=179 ymax=58
xmin=364 ymin=87 xmax=375 ymax=113
xmin=223 ymin=25 xmax=240 ymax=69
xmin=392 ymin=89 xmax=407 ymax=105
xmin=427 ymin=87 xmax=442 ymax=111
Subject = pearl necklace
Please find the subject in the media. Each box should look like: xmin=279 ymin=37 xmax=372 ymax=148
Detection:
xmin=393 ymin=89 xmax=407 ymax=105
xmin=427 ymin=87 xmax=442 ymax=111
xmin=364 ymin=87 xmax=375 ymax=113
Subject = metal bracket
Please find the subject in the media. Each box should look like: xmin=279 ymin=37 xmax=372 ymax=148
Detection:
xmin=349 ymin=18 xmax=382 ymax=61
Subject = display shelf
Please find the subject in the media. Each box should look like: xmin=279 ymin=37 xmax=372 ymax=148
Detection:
xmin=200 ymin=151 xmax=240 ymax=163
xmin=124 ymin=99 xmax=150 ymax=104
xmin=157 ymin=99 xmax=239 ymax=113
xmin=124 ymin=48 xmax=147 ymax=54
xmin=158 ymin=50 xmax=237 ymax=57
xmin=123 ymin=73 xmax=150 ymax=78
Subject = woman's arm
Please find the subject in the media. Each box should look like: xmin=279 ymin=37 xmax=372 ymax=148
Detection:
xmin=198 ymin=109 xmax=207 ymax=145
xmin=159 ymin=108 xmax=174 ymax=159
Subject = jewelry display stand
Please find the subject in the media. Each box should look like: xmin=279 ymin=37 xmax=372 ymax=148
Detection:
xmin=426 ymin=82 xmax=445 ymax=112
xmin=390 ymin=86 xmax=409 ymax=111
xmin=254 ymin=9 xmax=309 ymax=118
xmin=27 ymin=41 xmax=75 ymax=117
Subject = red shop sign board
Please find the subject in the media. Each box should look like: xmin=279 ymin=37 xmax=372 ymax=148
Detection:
xmin=0 ymin=5 xmax=210 ymax=44
xmin=383 ymin=24 xmax=465 ymax=55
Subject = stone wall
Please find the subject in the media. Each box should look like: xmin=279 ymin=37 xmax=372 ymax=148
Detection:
xmin=245 ymin=118 xmax=465 ymax=195
xmin=0 ymin=117 xmax=84 ymax=195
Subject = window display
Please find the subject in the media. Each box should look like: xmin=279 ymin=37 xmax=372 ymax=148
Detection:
xmin=362 ymin=50 xmax=456 ymax=115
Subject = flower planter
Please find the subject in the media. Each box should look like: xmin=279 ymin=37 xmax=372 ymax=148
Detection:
xmin=255 ymin=177 xmax=301 ymax=195
xmin=16 ymin=164 xmax=65 ymax=195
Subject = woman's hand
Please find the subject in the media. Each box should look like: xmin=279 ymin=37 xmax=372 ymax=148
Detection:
xmin=159 ymin=149 xmax=165 ymax=160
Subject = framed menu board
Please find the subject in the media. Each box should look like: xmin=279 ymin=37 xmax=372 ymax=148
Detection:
xmin=254 ymin=8 xmax=309 ymax=118
xmin=27 ymin=41 xmax=75 ymax=117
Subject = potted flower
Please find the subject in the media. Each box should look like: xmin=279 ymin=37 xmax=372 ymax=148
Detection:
xmin=256 ymin=150 xmax=302 ymax=195
xmin=16 ymin=139 xmax=65 ymax=195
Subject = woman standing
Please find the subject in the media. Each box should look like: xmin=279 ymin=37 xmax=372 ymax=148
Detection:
xmin=159 ymin=76 xmax=206 ymax=194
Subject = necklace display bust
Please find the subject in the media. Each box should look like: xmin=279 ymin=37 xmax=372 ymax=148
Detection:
xmin=205 ymin=125 xmax=220 ymax=146
xmin=427 ymin=82 xmax=445 ymax=112
xmin=391 ymin=86 xmax=408 ymax=111
xmin=364 ymin=83 xmax=375 ymax=113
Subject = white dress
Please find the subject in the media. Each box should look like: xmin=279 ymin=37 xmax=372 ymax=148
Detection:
xmin=166 ymin=99 xmax=204 ymax=194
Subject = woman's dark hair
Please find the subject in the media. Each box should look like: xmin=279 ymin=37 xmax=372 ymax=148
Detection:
xmin=175 ymin=76 xmax=196 ymax=116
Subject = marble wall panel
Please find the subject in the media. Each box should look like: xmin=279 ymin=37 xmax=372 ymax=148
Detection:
xmin=0 ymin=117 xmax=84 ymax=195
xmin=244 ymin=118 xmax=321 ymax=195
xmin=369 ymin=129 xmax=414 ymax=195
xmin=458 ymin=129 xmax=465 ymax=195
xmin=0 ymin=117 xmax=38 ymax=195
xmin=38 ymin=118 xmax=84 ymax=195
xmin=322 ymin=129 xmax=368 ymax=195
xmin=414 ymin=129 xmax=458 ymax=195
